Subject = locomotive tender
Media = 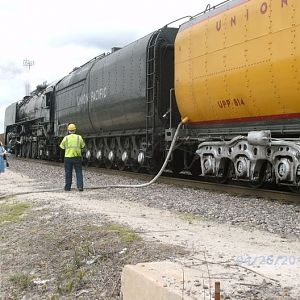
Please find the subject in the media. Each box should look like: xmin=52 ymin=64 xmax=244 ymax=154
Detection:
xmin=4 ymin=0 xmax=300 ymax=190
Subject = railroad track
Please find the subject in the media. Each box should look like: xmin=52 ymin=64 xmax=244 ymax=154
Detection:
xmin=11 ymin=157 xmax=300 ymax=205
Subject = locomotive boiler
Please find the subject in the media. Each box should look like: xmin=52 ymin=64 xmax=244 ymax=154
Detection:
xmin=4 ymin=83 xmax=55 ymax=158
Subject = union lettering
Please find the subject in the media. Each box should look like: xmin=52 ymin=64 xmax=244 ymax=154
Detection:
xmin=260 ymin=2 xmax=268 ymax=14
xmin=231 ymin=16 xmax=236 ymax=27
xmin=282 ymin=0 xmax=288 ymax=8
xmin=215 ymin=0 xmax=288 ymax=32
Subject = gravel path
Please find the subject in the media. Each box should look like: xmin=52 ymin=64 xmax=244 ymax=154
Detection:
xmin=7 ymin=157 xmax=300 ymax=238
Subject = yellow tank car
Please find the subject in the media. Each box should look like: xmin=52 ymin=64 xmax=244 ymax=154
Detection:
xmin=175 ymin=0 xmax=300 ymax=126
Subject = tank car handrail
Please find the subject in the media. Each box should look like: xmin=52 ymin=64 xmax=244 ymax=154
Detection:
xmin=164 ymin=16 xmax=193 ymax=28
xmin=192 ymin=0 xmax=232 ymax=19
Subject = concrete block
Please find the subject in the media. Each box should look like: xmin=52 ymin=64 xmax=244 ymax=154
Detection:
xmin=121 ymin=261 xmax=204 ymax=300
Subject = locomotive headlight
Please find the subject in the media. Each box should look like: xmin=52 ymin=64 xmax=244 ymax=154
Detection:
xmin=96 ymin=150 xmax=102 ymax=160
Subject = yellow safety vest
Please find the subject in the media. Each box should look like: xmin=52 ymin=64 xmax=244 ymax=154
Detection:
xmin=60 ymin=134 xmax=85 ymax=158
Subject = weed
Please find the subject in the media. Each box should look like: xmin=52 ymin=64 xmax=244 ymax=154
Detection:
xmin=0 ymin=202 xmax=30 ymax=225
xmin=106 ymin=223 xmax=142 ymax=243
xmin=84 ymin=224 xmax=100 ymax=232
xmin=76 ymin=269 xmax=87 ymax=282
xmin=178 ymin=212 xmax=201 ymax=223
xmin=65 ymin=279 xmax=74 ymax=294
xmin=9 ymin=272 xmax=32 ymax=290
xmin=72 ymin=249 xmax=83 ymax=269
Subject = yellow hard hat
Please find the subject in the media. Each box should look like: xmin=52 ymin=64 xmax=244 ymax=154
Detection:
xmin=68 ymin=123 xmax=76 ymax=131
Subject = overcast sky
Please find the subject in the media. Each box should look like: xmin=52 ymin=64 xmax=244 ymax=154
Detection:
xmin=0 ymin=0 xmax=221 ymax=133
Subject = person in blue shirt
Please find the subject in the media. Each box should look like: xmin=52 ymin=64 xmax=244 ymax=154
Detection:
xmin=0 ymin=141 xmax=7 ymax=173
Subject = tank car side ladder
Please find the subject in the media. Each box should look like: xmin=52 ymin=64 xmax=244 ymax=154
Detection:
xmin=145 ymin=31 xmax=160 ymax=160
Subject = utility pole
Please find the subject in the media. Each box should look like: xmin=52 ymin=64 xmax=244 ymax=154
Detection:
xmin=23 ymin=58 xmax=34 ymax=96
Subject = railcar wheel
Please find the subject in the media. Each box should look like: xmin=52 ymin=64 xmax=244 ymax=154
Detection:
xmin=82 ymin=159 xmax=90 ymax=167
xmin=288 ymin=184 xmax=300 ymax=193
xmin=32 ymin=142 xmax=37 ymax=159
xmin=216 ymin=161 xmax=233 ymax=184
xmin=21 ymin=144 xmax=27 ymax=157
xmin=249 ymin=162 xmax=271 ymax=189
xmin=171 ymin=150 xmax=183 ymax=175
xmin=104 ymin=159 xmax=114 ymax=169
xmin=171 ymin=167 xmax=182 ymax=175
xmin=216 ymin=169 xmax=229 ymax=184
xmin=131 ymin=161 xmax=141 ymax=173
xmin=96 ymin=160 xmax=103 ymax=168
xmin=147 ymin=158 xmax=160 ymax=175
xmin=117 ymin=160 xmax=126 ymax=171
xmin=190 ymin=161 xmax=201 ymax=177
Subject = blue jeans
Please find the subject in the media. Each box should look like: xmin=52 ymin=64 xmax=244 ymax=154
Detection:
xmin=64 ymin=157 xmax=83 ymax=190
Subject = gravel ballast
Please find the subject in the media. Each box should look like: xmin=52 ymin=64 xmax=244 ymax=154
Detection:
xmin=7 ymin=157 xmax=300 ymax=238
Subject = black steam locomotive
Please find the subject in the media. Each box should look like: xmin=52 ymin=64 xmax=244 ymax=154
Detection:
xmin=5 ymin=27 xmax=185 ymax=174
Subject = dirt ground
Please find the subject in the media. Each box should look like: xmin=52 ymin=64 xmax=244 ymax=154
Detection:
xmin=0 ymin=169 xmax=300 ymax=299
xmin=0 ymin=171 xmax=186 ymax=299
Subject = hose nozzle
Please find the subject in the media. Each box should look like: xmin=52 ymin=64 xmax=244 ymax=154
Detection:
xmin=181 ymin=116 xmax=189 ymax=124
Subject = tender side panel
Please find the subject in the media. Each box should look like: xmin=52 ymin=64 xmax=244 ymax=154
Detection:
xmin=55 ymin=62 xmax=94 ymax=135
xmin=88 ymin=36 xmax=150 ymax=132
xmin=175 ymin=0 xmax=300 ymax=125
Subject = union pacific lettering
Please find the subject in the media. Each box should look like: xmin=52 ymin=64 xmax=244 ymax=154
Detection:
xmin=77 ymin=87 xmax=107 ymax=106
xmin=216 ymin=0 xmax=288 ymax=31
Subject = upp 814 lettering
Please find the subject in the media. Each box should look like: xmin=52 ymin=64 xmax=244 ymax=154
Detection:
xmin=217 ymin=98 xmax=245 ymax=109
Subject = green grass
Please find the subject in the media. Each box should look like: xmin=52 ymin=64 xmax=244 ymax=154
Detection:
xmin=106 ymin=224 xmax=142 ymax=243
xmin=9 ymin=273 xmax=32 ymax=290
xmin=84 ymin=224 xmax=101 ymax=232
xmin=178 ymin=212 xmax=201 ymax=223
xmin=0 ymin=202 xmax=30 ymax=225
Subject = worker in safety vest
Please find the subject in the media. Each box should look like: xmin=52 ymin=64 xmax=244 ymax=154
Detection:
xmin=60 ymin=123 xmax=85 ymax=191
